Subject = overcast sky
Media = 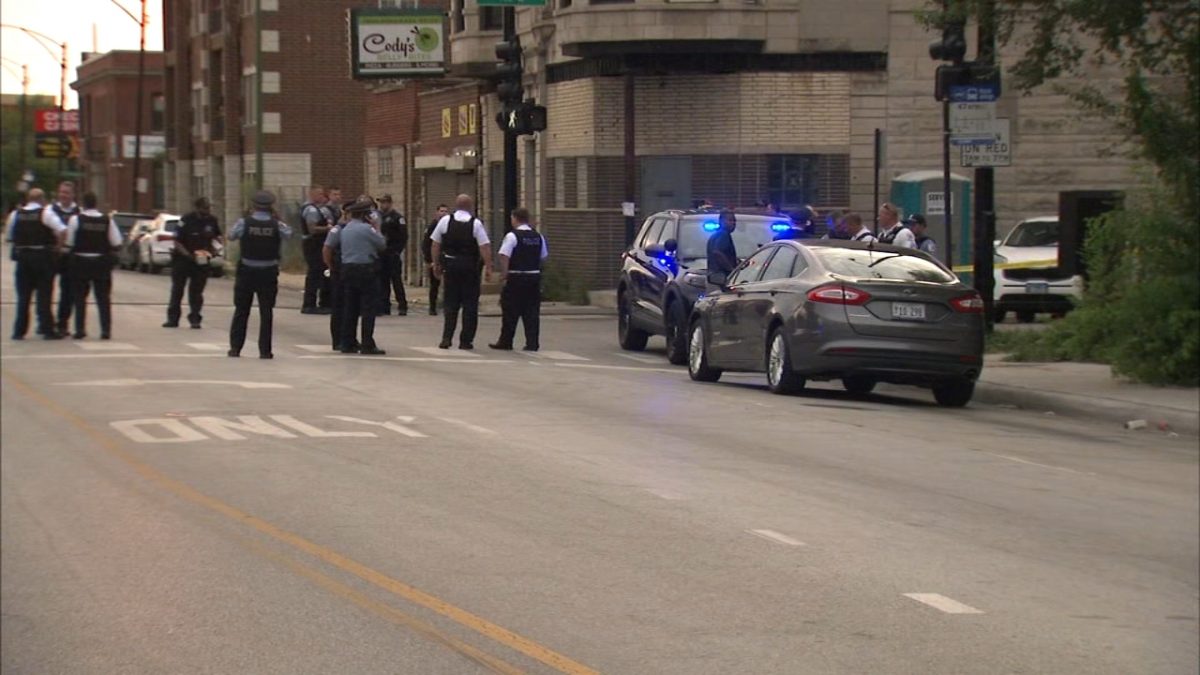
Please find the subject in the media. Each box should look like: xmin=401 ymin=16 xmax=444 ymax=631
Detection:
xmin=1 ymin=0 xmax=165 ymax=107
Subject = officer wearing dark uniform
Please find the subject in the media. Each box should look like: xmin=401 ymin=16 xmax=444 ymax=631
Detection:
xmin=429 ymin=195 xmax=492 ymax=350
xmin=706 ymin=209 xmax=739 ymax=286
xmin=422 ymin=204 xmax=448 ymax=315
xmin=377 ymin=194 xmax=408 ymax=316
xmin=324 ymin=197 xmax=387 ymax=355
xmin=45 ymin=181 xmax=79 ymax=335
xmin=773 ymin=205 xmax=816 ymax=241
xmin=227 ymin=191 xmax=292 ymax=358
xmin=300 ymin=185 xmax=333 ymax=314
xmin=489 ymin=207 xmax=548 ymax=352
xmin=323 ymin=215 xmax=351 ymax=352
xmin=66 ymin=192 xmax=121 ymax=339
xmin=164 ymin=198 xmax=222 ymax=329
xmin=6 ymin=188 xmax=64 ymax=339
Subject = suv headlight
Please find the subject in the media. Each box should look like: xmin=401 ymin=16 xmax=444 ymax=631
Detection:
xmin=683 ymin=272 xmax=707 ymax=289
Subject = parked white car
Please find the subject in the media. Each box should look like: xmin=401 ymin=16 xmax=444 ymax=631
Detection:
xmin=136 ymin=213 xmax=181 ymax=274
xmin=992 ymin=216 xmax=1084 ymax=323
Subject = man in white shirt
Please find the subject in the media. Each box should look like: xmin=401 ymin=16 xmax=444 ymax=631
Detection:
xmin=65 ymin=192 xmax=122 ymax=339
xmin=489 ymin=207 xmax=549 ymax=352
xmin=844 ymin=213 xmax=878 ymax=243
xmin=6 ymin=188 xmax=65 ymax=339
xmin=878 ymin=202 xmax=917 ymax=248
xmin=429 ymin=194 xmax=493 ymax=350
xmin=44 ymin=181 xmax=80 ymax=334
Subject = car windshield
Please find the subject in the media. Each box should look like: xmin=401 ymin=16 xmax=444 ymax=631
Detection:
xmin=676 ymin=215 xmax=793 ymax=261
xmin=1004 ymin=220 xmax=1059 ymax=247
xmin=812 ymin=247 xmax=956 ymax=283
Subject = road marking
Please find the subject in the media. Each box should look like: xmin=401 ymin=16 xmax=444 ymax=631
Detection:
xmin=1 ymin=353 xmax=224 ymax=360
xmin=981 ymin=451 xmax=1095 ymax=476
xmin=299 ymin=355 xmax=513 ymax=364
xmin=190 ymin=416 xmax=299 ymax=441
xmin=186 ymin=342 xmax=226 ymax=352
xmin=645 ymin=488 xmax=686 ymax=501
xmin=268 ymin=415 xmax=377 ymax=438
xmin=903 ymin=593 xmax=984 ymax=614
xmin=436 ymin=417 xmax=497 ymax=435
xmin=294 ymin=344 xmax=331 ymax=353
xmin=410 ymin=346 xmax=481 ymax=358
xmin=2 ymin=372 xmax=599 ymax=675
xmin=110 ymin=418 xmax=210 ymax=444
xmin=326 ymin=415 xmax=428 ymax=438
xmin=552 ymin=363 xmax=680 ymax=374
xmin=747 ymin=529 xmax=806 ymax=546
xmin=58 ymin=378 xmax=290 ymax=390
xmin=75 ymin=341 xmax=139 ymax=351
xmin=524 ymin=350 xmax=589 ymax=361
xmin=615 ymin=353 xmax=662 ymax=364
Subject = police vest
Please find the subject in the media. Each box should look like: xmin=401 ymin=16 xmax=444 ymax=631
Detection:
xmin=442 ymin=214 xmax=480 ymax=258
xmin=11 ymin=209 xmax=50 ymax=248
xmin=50 ymin=203 xmax=78 ymax=227
xmin=508 ymin=229 xmax=543 ymax=273
xmin=240 ymin=216 xmax=281 ymax=262
xmin=879 ymin=226 xmax=906 ymax=244
xmin=73 ymin=213 xmax=112 ymax=255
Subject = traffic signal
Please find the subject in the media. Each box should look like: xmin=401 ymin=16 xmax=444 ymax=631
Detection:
xmin=494 ymin=102 xmax=548 ymax=136
xmin=928 ymin=14 xmax=966 ymax=63
xmin=495 ymin=37 xmax=523 ymax=107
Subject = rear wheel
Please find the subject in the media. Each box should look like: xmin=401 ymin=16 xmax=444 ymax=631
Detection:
xmin=994 ymin=310 xmax=1008 ymax=324
xmin=842 ymin=376 xmax=876 ymax=396
xmin=1016 ymin=310 xmax=1036 ymax=323
xmin=617 ymin=291 xmax=649 ymax=352
xmin=687 ymin=320 xmax=721 ymax=382
xmin=766 ymin=328 xmax=805 ymax=395
xmin=933 ymin=379 xmax=975 ymax=407
xmin=664 ymin=301 xmax=688 ymax=365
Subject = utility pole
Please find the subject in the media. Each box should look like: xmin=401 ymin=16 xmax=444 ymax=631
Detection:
xmin=59 ymin=40 xmax=67 ymax=179
xmin=501 ymin=6 xmax=518 ymax=233
xmin=973 ymin=0 xmax=998 ymax=331
xmin=929 ymin=0 xmax=966 ymax=269
xmin=131 ymin=0 xmax=147 ymax=211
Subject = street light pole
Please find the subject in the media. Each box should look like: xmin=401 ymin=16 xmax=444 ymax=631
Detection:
xmin=131 ymin=0 xmax=147 ymax=211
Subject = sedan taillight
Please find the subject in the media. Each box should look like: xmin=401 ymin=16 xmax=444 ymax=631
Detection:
xmin=950 ymin=293 xmax=985 ymax=313
xmin=156 ymin=233 xmax=174 ymax=242
xmin=807 ymin=285 xmax=871 ymax=306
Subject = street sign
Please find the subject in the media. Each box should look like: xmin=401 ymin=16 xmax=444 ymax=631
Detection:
xmin=949 ymin=101 xmax=997 ymax=145
xmin=925 ymin=191 xmax=956 ymax=216
xmin=34 ymin=109 xmax=79 ymax=134
xmin=961 ymin=118 xmax=1012 ymax=167
xmin=348 ymin=9 xmax=447 ymax=78
xmin=122 ymin=135 xmax=167 ymax=159
xmin=34 ymin=133 xmax=80 ymax=160
xmin=948 ymin=83 xmax=999 ymax=102
xmin=478 ymin=0 xmax=546 ymax=5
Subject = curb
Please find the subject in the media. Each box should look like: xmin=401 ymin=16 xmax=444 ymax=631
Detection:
xmin=972 ymin=381 xmax=1200 ymax=437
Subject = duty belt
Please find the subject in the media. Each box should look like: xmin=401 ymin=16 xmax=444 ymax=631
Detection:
xmin=507 ymin=270 xmax=541 ymax=275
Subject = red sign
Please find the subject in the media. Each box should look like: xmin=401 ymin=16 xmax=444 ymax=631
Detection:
xmin=34 ymin=109 xmax=80 ymax=134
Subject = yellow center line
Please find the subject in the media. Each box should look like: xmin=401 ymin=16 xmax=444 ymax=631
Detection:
xmin=2 ymin=371 xmax=600 ymax=675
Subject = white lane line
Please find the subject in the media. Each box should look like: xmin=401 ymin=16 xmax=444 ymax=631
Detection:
xmin=524 ymin=350 xmax=590 ymax=362
xmin=410 ymin=346 xmax=481 ymax=358
xmin=186 ymin=342 xmax=226 ymax=352
xmin=436 ymin=417 xmax=497 ymax=435
xmin=981 ymin=451 xmax=1095 ymax=476
xmin=298 ymin=355 xmax=513 ymax=364
xmin=552 ymin=363 xmax=680 ymax=374
xmin=56 ymin=378 xmax=290 ymax=390
xmin=74 ymin=341 xmax=139 ymax=351
xmin=645 ymin=488 xmax=686 ymax=501
xmin=615 ymin=353 xmax=662 ymax=364
xmin=294 ymin=344 xmax=331 ymax=353
xmin=747 ymin=529 xmax=806 ymax=546
xmin=903 ymin=593 xmax=984 ymax=615
xmin=1 ymin=353 xmax=224 ymax=360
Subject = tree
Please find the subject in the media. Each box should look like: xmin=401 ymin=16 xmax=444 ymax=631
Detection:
xmin=1 ymin=97 xmax=73 ymax=211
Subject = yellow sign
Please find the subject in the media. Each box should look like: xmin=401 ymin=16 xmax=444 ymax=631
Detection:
xmin=458 ymin=105 xmax=469 ymax=136
xmin=468 ymin=104 xmax=478 ymax=134
xmin=441 ymin=108 xmax=452 ymax=138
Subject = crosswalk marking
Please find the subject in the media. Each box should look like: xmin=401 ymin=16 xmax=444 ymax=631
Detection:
xmin=410 ymin=346 xmax=481 ymax=358
xmin=615 ymin=352 xmax=661 ymax=364
xmin=523 ymin=350 xmax=589 ymax=362
xmin=294 ymin=344 xmax=332 ymax=353
xmin=74 ymin=341 xmax=139 ymax=351
xmin=186 ymin=342 xmax=226 ymax=352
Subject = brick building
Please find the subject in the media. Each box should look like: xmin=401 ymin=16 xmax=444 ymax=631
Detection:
xmin=162 ymin=0 xmax=371 ymax=226
xmin=71 ymin=50 xmax=166 ymax=213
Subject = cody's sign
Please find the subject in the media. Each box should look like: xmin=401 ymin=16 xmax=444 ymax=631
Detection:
xmin=349 ymin=9 xmax=445 ymax=79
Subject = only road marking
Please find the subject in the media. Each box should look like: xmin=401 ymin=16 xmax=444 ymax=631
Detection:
xmin=903 ymin=593 xmax=985 ymax=614
xmin=747 ymin=529 xmax=806 ymax=546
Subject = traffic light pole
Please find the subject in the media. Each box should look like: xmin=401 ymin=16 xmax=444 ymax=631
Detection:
xmin=501 ymin=6 xmax=518 ymax=235
xmin=973 ymin=0 xmax=997 ymax=332
xmin=942 ymin=98 xmax=953 ymax=269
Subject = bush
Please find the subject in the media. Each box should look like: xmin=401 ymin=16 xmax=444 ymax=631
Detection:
xmin=539 ymin=260 xmax=591 ymax=305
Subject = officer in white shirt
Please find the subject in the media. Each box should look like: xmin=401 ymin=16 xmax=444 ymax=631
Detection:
xmin=844 ymin=213 xmax=878 ymax=243
xmin=489 ymin=207 xmax=549 ymax=352
xmin=65 ymin=192 xmax=122 ymax=339
xmin=429 ymin=194 xmax=493 ymax=350
xmin=44 ymin=181 xmax=80 ymax=333
xmin=877 ymin=202 xmax=917 ymax=248
xmin=6 ymin=188 xmax=65 ymax=339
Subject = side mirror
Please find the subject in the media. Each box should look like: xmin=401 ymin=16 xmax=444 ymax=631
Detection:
xmin=663 ymin=238 xmax=678 ymax=253
xmin=993 ymin=239 xmax=1001 ymax=248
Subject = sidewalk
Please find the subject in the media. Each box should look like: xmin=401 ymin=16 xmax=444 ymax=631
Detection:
xmin=974 ymin=355 xmax=1200 ymax=436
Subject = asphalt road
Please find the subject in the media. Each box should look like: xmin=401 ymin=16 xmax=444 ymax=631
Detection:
xmin=2 ymin=260 xmax=1197 ymax=674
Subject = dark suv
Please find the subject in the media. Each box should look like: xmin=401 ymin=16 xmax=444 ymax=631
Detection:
xmin=617 ymin=208 xmax=795 ymax=364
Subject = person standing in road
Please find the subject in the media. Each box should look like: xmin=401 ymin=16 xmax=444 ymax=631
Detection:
xmin=489 ymin=207 xmax=548 ymax=352
xmin=7 ymin=188 xmax=64 ymax=340
xmin=706 ymin=209 xmax=739 ymax=286
xmin=844 ymin=213 xmax=878 ymax=243
xmin=323 ymin=203 xmax=350 ymax=352
xmin=65 ymin=192 xmax=121 ymax=340
xmin=877 ymin=202 xmax=916 ymax=248
xmin=44 ymin=181 xmax=79 ymax=335
xmin=164 ymin=197 xmax=222 ymax=329
xmin=227 ymin=191 xmax=292 ymax=359
xmin=422 ymin=203 xmax=448 ymax=315
xmin=905 ymin=213 xmax=938 ymax=255
xmin=377 ymin=194 xmax=408 ymax=316
xmin=429 ymin=194 xmax=492 ymax=350
xmin=773 ymin=205 xmax=816 ymax=242
xmin=300 ymin=185 xmax=333 ymax=314
xmin=323 ymin=197 xmax=387 ymax=355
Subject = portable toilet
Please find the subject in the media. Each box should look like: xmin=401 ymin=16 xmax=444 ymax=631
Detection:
xmin=889 ymin=171 xmax=972 ymax=271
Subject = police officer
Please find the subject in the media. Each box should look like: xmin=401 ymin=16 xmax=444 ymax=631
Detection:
xmin=429 ymin=195 xmax=492 ymax=350
xmin=377 ymin=194 xmax=408 ymax=316
xmin=706 ymin=209 xmax=739 ymax=287
xmin=905 ymin=213 xmax=938 ymax=255
xmin=65 ymin=192 xmax=121 ymax=339
xmin=844 ymin=213 xmax=878 ymax=243
xmin=164 ymin=197 xmax=222 ymax=329
xmin=322 ymin=209 xmax=351 ymax=352
xmin=299 ymin=185 xmax=333 ymax=314
xmin=7 ymin=188 xmax=64 ymax=339
xmin=422 ymin=203 xmax=448 ymax=315
xmin=44 ymin=181 xmax=79 ymax=335
xmin=324 ymin=197 xmax=387 ymax=355
xmin=773 ymin=205 xmax=816 ymax=241
xmin=878 ymin=202 xmax=917 ymax=248
xmin=489 ymin=207 xmax=548 ymax=352
xmin=227 ymin=191 xmax=292 ymax=358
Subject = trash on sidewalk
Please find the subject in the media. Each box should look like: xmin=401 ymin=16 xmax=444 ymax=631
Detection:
xmin=1124 ymin=419 xmax=1148 ymax=431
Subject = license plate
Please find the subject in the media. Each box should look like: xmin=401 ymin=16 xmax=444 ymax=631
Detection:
xmin=1026 ymin=282 xmax=1049 ymax=294
xmin=891 ymin=302 xmax=926 ymax=320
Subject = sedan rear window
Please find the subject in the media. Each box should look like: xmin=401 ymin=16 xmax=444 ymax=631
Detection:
xmin=812 ymin=248 xmax=956 ymax=283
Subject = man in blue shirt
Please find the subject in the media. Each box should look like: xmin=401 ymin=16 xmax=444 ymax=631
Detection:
xmin=227 ymin=191 xmax=293 ymax=359
xmin=324 ymin=197 xmax=387 ymax=355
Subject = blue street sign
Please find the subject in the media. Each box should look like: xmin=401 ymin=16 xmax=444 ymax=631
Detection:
xmin=949 ymin=83 xmax=999 ymax=102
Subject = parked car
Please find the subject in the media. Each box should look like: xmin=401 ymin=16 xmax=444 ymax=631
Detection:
xmin=113 ymin=212 xmax=154 ymax=270
xmin=136 ymin=213 xmax=181 ymax=274
xmin=686 ymin=240 xmax=986 ymax=407
xmin=993 ymin=216 xmax=1083 ymax=323
xmin=617 ymin=208 xmax=795 ymax=364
